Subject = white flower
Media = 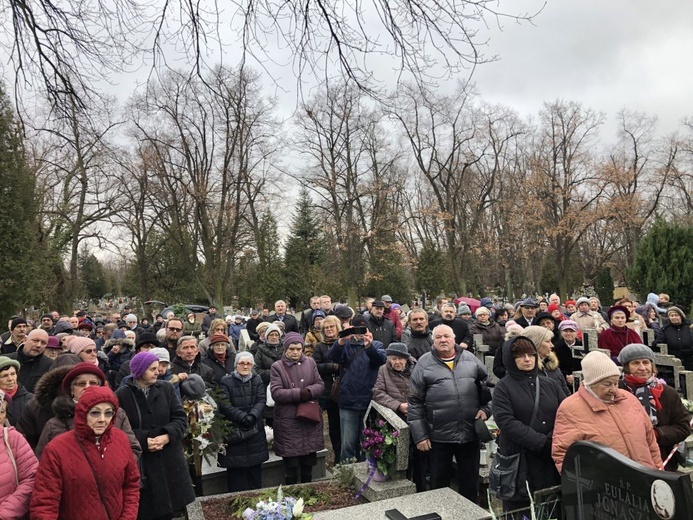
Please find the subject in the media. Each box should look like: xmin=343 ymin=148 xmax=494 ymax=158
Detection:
xmin=292 ymin=498 xmax=304 ymax=517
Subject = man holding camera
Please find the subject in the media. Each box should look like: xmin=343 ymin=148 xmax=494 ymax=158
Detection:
xmin=327 ymin=314 xmax=386 ymax=462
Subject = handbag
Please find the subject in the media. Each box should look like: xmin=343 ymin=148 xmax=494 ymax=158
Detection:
xmin=489 ymin=376 xmax=541 ymax=500
xmin=266 ymin=384 xmax=275 ymax=407
xmin=227 ymin=420 xmax=260 ymax=444
xmin=295 ymin=400 xmax=321 ymax=424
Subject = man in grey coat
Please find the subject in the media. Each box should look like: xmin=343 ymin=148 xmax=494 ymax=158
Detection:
xmin=408 ymin=324 xmax=491 ymax=502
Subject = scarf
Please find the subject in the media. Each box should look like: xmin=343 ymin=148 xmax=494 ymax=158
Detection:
xmin=214 ymin=351 xmax=226 ymax=364
xmin=232 ymin=370 xmax=253 ymax=383
xmin=623 ymin=374 xmax=663 ymax=426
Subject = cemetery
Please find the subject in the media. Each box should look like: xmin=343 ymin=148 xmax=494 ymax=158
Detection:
xmin=183 ymin=327 xmax=693 ymax=519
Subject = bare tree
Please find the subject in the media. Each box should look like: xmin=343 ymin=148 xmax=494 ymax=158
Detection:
xmin=32 ymin=96 xmax=126 ymax=301
xmin=3 ymin=0 xmax=541 ymax=109
xmin=128 ymin=65 xmax=280 ymax=306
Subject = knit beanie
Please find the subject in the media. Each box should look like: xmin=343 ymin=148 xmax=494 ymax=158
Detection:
xmin=61 ymin=362 xmax=106 ymax=394
xmin=558 ymin=320 xmax=579 ymax=331
xmin=209 ymin=333 xmax=230 ymax=345
xmin=618 ymin=343 xmax=655 ymax=367
xmin=581 ymin=351 xmax=621 ymax=386
xmin=69 ymin=337 xmax=97 ymax=355
xmin=457 ymin=304 xmax=471 ymax=315
xmin=265 ymin=323 xmax=282 ymax=339
xmin=548 ymin=304 xmax=562 ymax=315
xmin=283 ymin=332 xmax=305 ymax=350
xmin=75 ymin=386 xmax=119 ymax=422
xmin=0 ymin=357 xmax=21 ymax=373
xmin=311 ymin=310 xmax=326 ymax=324
xmin=10 ymin=318 xmax=27 ymax=331
xmin=520 ymin=325 xmax=553 ymax=350
xmin=130 ymin=351 xmax=160 ymax=380
xmin=667 ymin=306 xmax=686 ymax=320
xmin=474 ymin=306 xmax=491 ymax=317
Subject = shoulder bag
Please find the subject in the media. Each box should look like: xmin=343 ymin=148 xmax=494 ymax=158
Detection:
xmin=489 ymin=375 xmax=541 ymax=500
xmin=3 ymin=427 xmax=19 ymax=487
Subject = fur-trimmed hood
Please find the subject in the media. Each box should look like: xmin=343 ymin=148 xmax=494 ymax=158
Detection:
xmin=33 ymin=365 xmax=74 ymax=412
xmin=538 ymin=350 xmax=560 ymax=372
xmin=103 ymin=337 xmax=135 ymax=354
xmin=51 ymin=394 xmax=76 ymax=420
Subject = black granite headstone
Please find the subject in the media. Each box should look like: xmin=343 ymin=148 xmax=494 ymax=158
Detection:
xmin=656 ymin=364 xmax=676 ymax=389
xmin=562 ymin=441 xmax=693 ymax=520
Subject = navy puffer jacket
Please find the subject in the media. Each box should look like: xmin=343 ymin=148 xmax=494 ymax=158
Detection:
xmin=327 ymin=339 xmax=386 ymax=410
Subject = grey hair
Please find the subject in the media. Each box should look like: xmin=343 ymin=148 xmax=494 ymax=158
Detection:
xmin=235 ymin=351 xmax=255 ymax=367
xmin=176 ymin=335 xmax=198 ymax=349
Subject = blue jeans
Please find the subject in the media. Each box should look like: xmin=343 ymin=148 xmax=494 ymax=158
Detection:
xmin=339 ymin=408 xmax=367 ymax=462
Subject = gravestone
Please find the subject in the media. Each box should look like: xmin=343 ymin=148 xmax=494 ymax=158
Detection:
xmin=581 ymin=329 xmax=599 ymax=353
xmin=352 ymin=401 xmax=415 ymax=502
xmin=473 ymin=334 xmax=489 ymax=364
xmin=653 ymin=343 xmax=669 ymax=355
xmin=562 ymin=441 xmax=693 ymax=520
xmin=678 ymin=371 xmax=693 ymax=401
xmin=238 ymin=329 xmax=251 ymax=352
xmin=654 ymin=353 xmax=685 ymax=396
xmin=485 ymin=356 xmax=499 ymax=386
xmin=642 ymin=329 xmax=655 ymax=348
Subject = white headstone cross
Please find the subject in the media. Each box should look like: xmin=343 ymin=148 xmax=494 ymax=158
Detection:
xmin=363 ymin=400 xmax=411 ymax=476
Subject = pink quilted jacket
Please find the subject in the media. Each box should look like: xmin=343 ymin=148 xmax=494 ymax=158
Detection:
xmin=0 ymin=426 xmax=38 ymax=519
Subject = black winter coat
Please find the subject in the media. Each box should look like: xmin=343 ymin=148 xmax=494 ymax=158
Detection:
xmin=7 ymin=349 xmax=54 ymax=393
xmin=402 ymin=329 xmax=433 ymax=359
xmin=492 ymin=336 xmax=565 ymax=497
xmin=6 ymin=385 xmax=32 ymax=427
xmin=265 ymin=313 xmax=299 ymax=333
xmin=312 ymin=340 xmax=339 ymax=399
xmin=116 ymin=380 xmax=195 ymax=520
xmin=254 ymin=342 xmax=284 ymax=386
xmin=201 ymin=349 xmax=236 ymax=384
xmin=427 ymin=318 xmax=473 ymax=349
xmin=171 ymin=353 xmax=214 ymax=384
xmin=365 ymin=315 xmax=396 ymax=348
xmin=217 ymin=372 xmax=269 ymax=468
xmin=661 ymin=321 xmax=693 ymax=359
xmin=17 ymin=365 xmax=74 ymax=449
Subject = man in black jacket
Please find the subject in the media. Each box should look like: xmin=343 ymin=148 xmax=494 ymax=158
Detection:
xmin=428 ymin=303 xmax=473 ymax=350
xmin=515 ymin=298 xmax=538 ymax=328
xmin=402 ymin=308 xmax=433 ymax=359
xmin=7 ymin=329 xmax=53 ymax=393
xmin=266 ymin=300 xmax=299 ymax=333
xmin=365 ymin=301 xmax=396 ymax=348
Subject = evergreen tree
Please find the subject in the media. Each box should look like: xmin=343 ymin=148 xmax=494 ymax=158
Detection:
xmin=255 ymin=212 xmax=285 ymax=305
xmin=78 ymin=249 xmax=109 ymax=299
xmin=283 ymin=189 xmax=327 ymax=308
xmin=628 ymin=220 xmax=693 ymax=311
xmin=595 ymin=267 xmax=615 ymax=306
xmin=0 ymin=83 xmax=42 ymax=317
xmin=363 ymin=221 xmax=412 ymax=304
xmin=415 ymin=241 xmax=449 ymax=298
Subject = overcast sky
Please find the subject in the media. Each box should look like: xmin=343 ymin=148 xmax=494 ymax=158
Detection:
xmin=470 ymin=0 xmax=693 ymax=137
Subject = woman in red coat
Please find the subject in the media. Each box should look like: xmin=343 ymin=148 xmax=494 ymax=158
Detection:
xmin=30 ymin=386 xmax=140 ymax=520
xmin=598 ymin=305 xmax=642 ymax=362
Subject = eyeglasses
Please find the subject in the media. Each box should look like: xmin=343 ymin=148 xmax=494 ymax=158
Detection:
xmin=167 ymin=327 xmax=182 ymax=332
xmin=88 ymin=410 xmax=115 ymax=419
xmin=82 ymin=349 xmax=97 ymax=354
xmin=74 ymin=380 xmax=102 ymax=388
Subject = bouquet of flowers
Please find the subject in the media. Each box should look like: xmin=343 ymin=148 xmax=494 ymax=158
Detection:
xmin=265 ymin=425 xmax=275 ymax=451
xmin=242 ymin=486 xmax=312 ymax=519
xmin=182 ymin=389 xmax=231 ymax=472
xmin=361 ymin=418 xmax=398 ymax=476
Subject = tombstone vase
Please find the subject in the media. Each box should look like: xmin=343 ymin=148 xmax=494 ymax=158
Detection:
xmin=373 ymin=468 xmax=389 ymax=482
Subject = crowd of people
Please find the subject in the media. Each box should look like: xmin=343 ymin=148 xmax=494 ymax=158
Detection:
xmin=0 ymin=291 xmax=691 ymax=518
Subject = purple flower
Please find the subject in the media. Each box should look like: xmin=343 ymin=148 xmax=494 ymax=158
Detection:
xmin=392 ymin=430 xmax=399 ymax=438
xmin=378 ymin=419 xmax=385 ymax=427
xmin=363 ymin=428 xmax=372 ymax=436
xmin=373 ymin=448 xmax=383 ymax=458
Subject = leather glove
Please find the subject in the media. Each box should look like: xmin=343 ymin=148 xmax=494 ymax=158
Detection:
xmin=241 ymin=414 xmax=256 ymax=428
xmin=300 ymin=388 xmax=311 ymax=402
